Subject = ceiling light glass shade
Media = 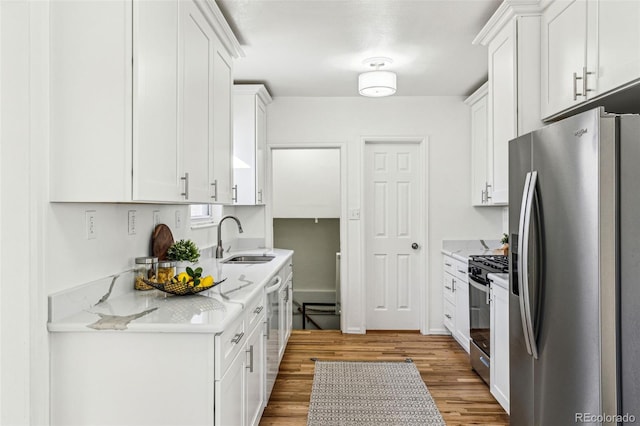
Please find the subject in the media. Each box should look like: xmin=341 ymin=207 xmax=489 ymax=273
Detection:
xmin=358 ymin=70 xmax=397 ymax=97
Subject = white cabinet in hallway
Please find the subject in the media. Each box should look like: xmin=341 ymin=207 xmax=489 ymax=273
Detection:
xmin=541 ymin=0 xmax=640 ymax=120
xmin=50 ymin=0 xmax=240 ymax=203
xmin=233 ymin=85 xmax=272 ymax=205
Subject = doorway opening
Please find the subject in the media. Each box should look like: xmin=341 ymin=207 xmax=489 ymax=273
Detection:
xmin=270 ymin=147 xmax=343 ymax=330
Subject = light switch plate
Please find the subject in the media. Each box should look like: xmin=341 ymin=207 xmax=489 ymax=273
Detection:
xmin=349 ymin=209 xmax=361 ymax=220
xmin=152 ymin=210 xmax=160 ymax=229
xmin=85 ymin=210 xmax=97 ymax=240
xmin=175 ymin=210 xmax=182 ymax=229
xmin=128 ymin=210 xmax=137 ymax=235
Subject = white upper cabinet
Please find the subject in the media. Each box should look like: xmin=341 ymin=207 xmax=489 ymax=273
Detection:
xmin=212 ymin=44 xmax=234 ymax=204
xmin=541 ymin=0 xmax=640 ymax=120
xmin=233 ymin=85 xmax=272 ymax=205
xmin=50 ymin=0 xmax=242 ymax=203
xmin=474 ymin=1 xmax=543 ymax=206
xmin=465 ymin=83 xmax=491 ymax=206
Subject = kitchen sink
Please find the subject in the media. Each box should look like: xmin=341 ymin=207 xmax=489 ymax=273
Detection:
xmin=222 ymin=255 xmax=275 ymax=264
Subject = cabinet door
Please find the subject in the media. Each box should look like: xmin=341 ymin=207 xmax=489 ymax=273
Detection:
xmin=593 ymin=0 xmax=640 ymax=96
xmin=233 ymin=94 xmax=257 ymax=204
xmin=277 ymin=283 xmax=290 ymax=361
xmin=49 ymin=0 xmax=133 ymax=202
xmin=216 ymin=349 xmax=245 ymax=426
xmin=212 ymin=43 xmax=234 ymax=204
xmin=255 ymin=100 xmax=267 ymax=204
xmin=490 ymin=284 xmax=510 ymax=413
xmin=245 ymin=322 xmax=265 ymax=426
xmin=469 ymin=89 xmax=489 ymax=206
xmin=454 ymin=279 xmax=470 ymax=353
xmin=133 ymin=0 xmax=181 ymax=202
xmin=541 ymin=0 xmax=588 ymax=118
xmin=488 ymin=21 xmax=515 ymax=205
xmin=179 ymin=0 xmax=214 ymax=203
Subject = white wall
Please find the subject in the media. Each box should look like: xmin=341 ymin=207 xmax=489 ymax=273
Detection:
xmin=265 ymin=96 xmax=503 ymax=333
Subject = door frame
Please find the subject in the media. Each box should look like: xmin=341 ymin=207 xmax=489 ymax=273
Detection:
xmin=266 ymin=142 xmax=348 ymax=331
xmin=360 ymin=136 xmax=430 ymax=334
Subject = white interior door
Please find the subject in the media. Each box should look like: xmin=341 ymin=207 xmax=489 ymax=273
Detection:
xmin=364 ymin=142 xmax=423 ymax=330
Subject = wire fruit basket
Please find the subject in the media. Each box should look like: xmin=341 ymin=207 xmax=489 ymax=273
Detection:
xmin=141 ymin=277 xmax=226 ymax=296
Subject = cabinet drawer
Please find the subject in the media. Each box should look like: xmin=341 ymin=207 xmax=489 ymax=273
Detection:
xmin=443 ymin=273 xmax=456 ymax=304
xmin=246 ymin=292 xmax=266 ymax=332
xmin=455 ymin=260 xmax=469 ymax=282
xmin=443 ymin=300 xmax=455 ymax=333
xmin=215 ymin=313 xmax=246 ymax=379
xmin=442 ymin=256 xmax=456 ymax=276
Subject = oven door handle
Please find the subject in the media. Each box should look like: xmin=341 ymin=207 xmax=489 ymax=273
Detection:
xmin=468 ymin=274 xmax=488 ymax=287
xmin=468 ymin=277 xmax=489 ymax=294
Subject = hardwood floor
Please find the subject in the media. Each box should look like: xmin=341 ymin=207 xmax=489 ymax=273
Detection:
xmin=260 ymin=330 xmax=509 ymax=426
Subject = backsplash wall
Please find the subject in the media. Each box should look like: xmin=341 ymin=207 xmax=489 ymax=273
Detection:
xmin=46 ymin=203 xmax=217 ymax=294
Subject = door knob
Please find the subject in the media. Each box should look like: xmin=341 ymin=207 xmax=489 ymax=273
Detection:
xmin=411 ymin=243 xmax=419 ymax=250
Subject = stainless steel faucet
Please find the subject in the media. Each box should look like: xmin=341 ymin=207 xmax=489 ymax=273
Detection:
xmin=216 ymin=215 xmax=244 ymax=258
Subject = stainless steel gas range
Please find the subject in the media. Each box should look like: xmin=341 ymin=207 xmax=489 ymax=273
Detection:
xmin=468 ymin=254 xmax=508 ymax=385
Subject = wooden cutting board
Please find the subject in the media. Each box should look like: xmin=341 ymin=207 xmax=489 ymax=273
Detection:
xmin=152 ymin=224 xmax=174 ymax=260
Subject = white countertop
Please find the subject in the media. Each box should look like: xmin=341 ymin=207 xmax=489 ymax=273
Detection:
xmin=488 ymin=272 xmax=509 ymax=290
xmin=441 ymin=239 xmax=503 ymax=262
xmin=48 ymin=249 xmax=293 ymax=334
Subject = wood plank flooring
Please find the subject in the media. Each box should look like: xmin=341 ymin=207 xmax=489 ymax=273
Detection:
xmin=260 ymin=330 xmax=509 ymax=426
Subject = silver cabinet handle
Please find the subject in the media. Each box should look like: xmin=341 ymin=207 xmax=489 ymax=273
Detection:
xmin=232 ymin=184 xmax=238 ymax=202
xmin=582 ymin=66 xmax=594 ymax=98
xmin=452 ymin=278 xmax=456 ymax=292
xmin=481 ymin=189 xmax=486 ymax=204
xmin=445 ymin=314 xmax=452 ymax=320
xmin=246 ymin=344 xmax=254 ymax=372
xmin=411 ymin=243 xmax=419 ymax=250
xmin=444 ymin=262 xmax=452 ymax=267
xmin=444 ymin=285 xmax=452 ymax=291
xmin=253 ymin=305 xmax=263 ymax=314
xmin=231 ymin=332 xmax=244 ymax=344
xmin=485 ymin=182 xmax=492 ymax=201
xmin=457 ymin=269 xmax=466 ymax=274
xmin=573 ymin=71 xmax=581 ymax=100
xmin=573 ymin=67 xmax=594 ymax=100
xmin=257 ymin=189 xmax=263 ymax=203
xmin=210 ymin=180 xmax=218 ymax=201
xmin=180 ymin=173 xmax=189 ymax=199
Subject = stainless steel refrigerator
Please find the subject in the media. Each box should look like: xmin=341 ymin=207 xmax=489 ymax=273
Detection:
xmin=509 ymin=107 xmax=640 ymax=425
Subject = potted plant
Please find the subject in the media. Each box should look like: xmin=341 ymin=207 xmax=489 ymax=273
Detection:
xmin=500 ymin=233 xmax=509 ymax=255
xmin=167 ymin=239 xmax=200 ymax=273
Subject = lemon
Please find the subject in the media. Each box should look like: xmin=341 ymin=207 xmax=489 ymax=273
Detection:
xmin=198 ymin=275 xmax=214 ymax=288
xmin=176 ymin=272 xmax=190 ymax=283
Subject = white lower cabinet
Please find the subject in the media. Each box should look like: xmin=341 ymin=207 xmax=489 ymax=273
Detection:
xmin=278 ymin=260 xmax=294 ymax=361
xmin=442 ymin=254 xmax=470 ymax=352
xmin=490 ymin=281 xmax=510 ymax=413
xmin=215 ymin=292 xmax=266 ymax=426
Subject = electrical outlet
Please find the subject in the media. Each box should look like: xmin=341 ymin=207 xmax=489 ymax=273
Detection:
xmin=85 ymin=210 xmax=97 ymax=240
xmin=175 ymin=210 xmax=182 ymax=229
xmin=128 ymin=210 xmax=137 ymax=235
xmin=152 ymin=210 xmax=160 ymax=229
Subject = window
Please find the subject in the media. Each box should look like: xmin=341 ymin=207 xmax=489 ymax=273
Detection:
xmin=190 ymin=204 xmax=222 ymax=227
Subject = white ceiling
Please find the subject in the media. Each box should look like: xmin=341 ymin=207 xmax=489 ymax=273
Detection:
xmin=216 ymin=0 xmax=502 ymax=98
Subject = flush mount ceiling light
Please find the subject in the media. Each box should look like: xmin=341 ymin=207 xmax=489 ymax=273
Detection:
xmin=358 ymin=57 xmax=396 ymax=97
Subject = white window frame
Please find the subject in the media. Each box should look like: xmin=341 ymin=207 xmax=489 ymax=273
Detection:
xmin=190 ymin=204 xmax=222 ymax=228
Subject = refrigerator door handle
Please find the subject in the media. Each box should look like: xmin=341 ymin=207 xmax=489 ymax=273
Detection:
xmin=517 ymin=172 xmax=535 ymax=357
xmin=522 ymin=171 xmax=539 ymax=359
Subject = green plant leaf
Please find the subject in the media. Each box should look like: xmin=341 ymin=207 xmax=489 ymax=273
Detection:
xmin=186 ymin=266 xmax=194 ymax=276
